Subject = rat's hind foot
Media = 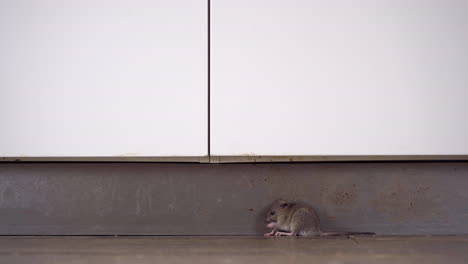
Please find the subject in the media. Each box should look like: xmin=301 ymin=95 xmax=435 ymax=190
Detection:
xmin=275 ymin=231 xmax=294 ymax=236
xmin=264 ymin=228 xmax=277 ymax=237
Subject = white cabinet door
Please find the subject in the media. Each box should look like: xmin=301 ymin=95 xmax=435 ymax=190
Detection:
xmin=212 ymin=0 xmax=468 ymax=157
xmin=0 ymin=0 xmax=207 ymax=158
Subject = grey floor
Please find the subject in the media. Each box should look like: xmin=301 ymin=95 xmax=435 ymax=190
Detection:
xmin=0 ymin=235 xmax=467 ymax=264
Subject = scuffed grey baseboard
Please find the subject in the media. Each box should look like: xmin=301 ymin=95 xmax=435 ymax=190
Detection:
xmin=0 ymin=162 xmax=466 ymax=235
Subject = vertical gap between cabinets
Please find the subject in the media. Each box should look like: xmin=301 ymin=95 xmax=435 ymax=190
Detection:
xmin=207 ymin=0 xmax=211 ymax=160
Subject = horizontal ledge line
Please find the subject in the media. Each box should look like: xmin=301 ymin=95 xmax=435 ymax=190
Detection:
xmin=209 ymin=155 xmax=468 ymax=163
xmin=0 ymin=156 xmax=209 ymax=163
xmin=1 ymin=155 xmax=468 ymax=163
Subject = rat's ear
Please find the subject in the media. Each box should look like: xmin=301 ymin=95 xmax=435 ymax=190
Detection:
xmin=276 ymin=198 xmax=291 ymax=208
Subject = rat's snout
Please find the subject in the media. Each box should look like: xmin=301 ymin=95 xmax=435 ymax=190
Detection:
xmin=266 ymin=222 xmax=276 ymax=229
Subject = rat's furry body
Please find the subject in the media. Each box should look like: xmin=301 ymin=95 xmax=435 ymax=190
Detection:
xmin=264 ymin=199 xmax=374 ymax=237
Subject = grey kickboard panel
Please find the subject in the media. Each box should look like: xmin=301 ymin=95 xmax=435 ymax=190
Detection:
xmin=0 ymin=162 xmax=466 ymax=235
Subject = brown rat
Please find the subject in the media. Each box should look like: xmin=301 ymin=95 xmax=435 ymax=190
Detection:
xmin=264 ymin=199 xmax=375 ymax=237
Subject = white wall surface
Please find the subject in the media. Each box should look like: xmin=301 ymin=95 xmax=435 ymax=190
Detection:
xmin=211 ymin=0 xmax=468 ymax=156
xmin=0 ymin=0 xmax=207 ymax=157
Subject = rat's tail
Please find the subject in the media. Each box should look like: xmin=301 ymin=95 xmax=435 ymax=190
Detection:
xmin=320 ymin=232 xmax=375 ymax=236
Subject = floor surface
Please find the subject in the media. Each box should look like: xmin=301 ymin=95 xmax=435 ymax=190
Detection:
xmin=0 ymin=235 xmax=467 ymax=264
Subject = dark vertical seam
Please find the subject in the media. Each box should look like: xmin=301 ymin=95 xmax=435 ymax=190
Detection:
xmin=207 ymin=0 xmax=211 ymax=161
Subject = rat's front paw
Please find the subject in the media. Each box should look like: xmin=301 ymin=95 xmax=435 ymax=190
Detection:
xmin=264 ymin=232 xmax=275 ymax=237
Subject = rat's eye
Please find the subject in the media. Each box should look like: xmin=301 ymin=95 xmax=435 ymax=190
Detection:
xmin=270 ymin=211 xmax=275 ymax=216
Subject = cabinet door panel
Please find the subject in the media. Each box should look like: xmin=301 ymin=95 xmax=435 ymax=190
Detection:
xmin=211 ymin=0 xmax=468 ymax=156
xmin=0 ymin=0 xmax=207 ymax=158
